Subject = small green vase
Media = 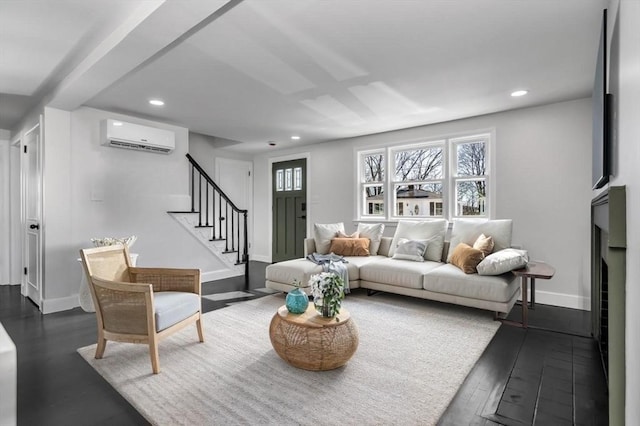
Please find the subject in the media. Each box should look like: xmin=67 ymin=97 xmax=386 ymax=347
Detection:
xmin=285 ymin=287 xmax=309 ymax=314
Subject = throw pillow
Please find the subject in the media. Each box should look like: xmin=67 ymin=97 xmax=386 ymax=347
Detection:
xmin=449 ymin=243 xmax=485 ymax=274
xmin=473 ymin=233 xmax=494 ymax=256
xmin=392 ymin=238 xmax=427 ymax=262
xmin=356 ymin=223 xmax=385 ymax=255
xmin=447 ymin=219 xmax=512 ymax=262
xmin=329 ymin=238 xmax=370 ymax=256
xmin=477 ymin=248 xmax=529 ymax=275
xmin=389 ymin=219 xmax=447 ymax=262
xmin=314 ymin=223 xmax=345 ymax=254
xmin=337 ymin=231 xmax=359 ymax=238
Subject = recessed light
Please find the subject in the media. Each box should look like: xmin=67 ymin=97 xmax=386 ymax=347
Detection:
xmin=112 ymin=121 xmax=123 ymax=126
xmin=291 ymin=135 xmax=301 ymax=140
xmin=511 ymin=90 xmax=528 ymax=97
xmin=149 ymin=99 xmax=165 ymax=106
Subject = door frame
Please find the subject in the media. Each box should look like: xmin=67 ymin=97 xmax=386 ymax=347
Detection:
xmin=214 ymin=157 xmax=253 ymax=255
xmin=21 ymin=117 xmax=44 ymax=307
xmin=268 ymin=152 xmax=311 ymax=262
xmin=10 ymin=135 xmax=22 ymax=286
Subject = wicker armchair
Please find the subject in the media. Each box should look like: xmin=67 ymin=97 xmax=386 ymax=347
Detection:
xmin=79 ymin=245 xmax=204 ymax=374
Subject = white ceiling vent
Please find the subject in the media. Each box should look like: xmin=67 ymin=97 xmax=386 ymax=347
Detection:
xmin=100 ymin=119 xmax=175 ymax=154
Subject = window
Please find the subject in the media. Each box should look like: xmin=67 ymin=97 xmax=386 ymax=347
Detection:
xmin=452 ymin=137 xmax=487 ymax=217
xmin=275 ymin=166 xmax=304 ymax=192
xmin=361 ymin=151 xmax=385 ymax=217
xmin=392 ymin=144 xmax=444 ymax=217
xmin=357 ymin=133 xmax=490 ymax=221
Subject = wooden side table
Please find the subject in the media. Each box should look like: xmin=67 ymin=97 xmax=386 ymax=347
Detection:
xmin=269 ymin=304 xmax=359 ymax=371
xmin=511 ymin=261 xmax=555 ymax=328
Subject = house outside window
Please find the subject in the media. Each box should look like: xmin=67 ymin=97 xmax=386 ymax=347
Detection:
xmin=357 ymin=133 xmax=491 ymax=221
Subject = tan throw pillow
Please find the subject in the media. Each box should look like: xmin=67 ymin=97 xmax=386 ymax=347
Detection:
xmin=329 ymin=238 xmax=370 ymax=256
xmin=449 ymin=243 xmax=485 ymax=274
xmin=473 ymin=233 xmax=494 ymax=256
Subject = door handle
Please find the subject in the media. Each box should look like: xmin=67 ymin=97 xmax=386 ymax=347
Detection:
xmin=29 ymin=224 xmax=40 ymax=230
xmin=298 ymin=215 xmax=306 ymax=219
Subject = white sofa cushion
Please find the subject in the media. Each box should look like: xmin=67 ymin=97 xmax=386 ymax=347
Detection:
xmin=389 ymin=219 xmax=448 ymax=262
xmin=266 ymin=256 xmax=384 ymax=286
xmin=313 ymin=223 xmax=345 ymax=254
xmin=447 ymin=219 xmax=513 ymax=262
xmin=357 ymin=223 xmax=385 ymax=255
xmin=477 ymin=249 xmax=529 ymax=276
xmin=424 ymin=264 xmax=518 ymax=303
xmin=360 ymin=258 xmax=442 ymax=289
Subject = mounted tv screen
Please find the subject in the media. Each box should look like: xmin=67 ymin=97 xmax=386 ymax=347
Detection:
xmin=592 ymin=9 xmax=610 ymax=189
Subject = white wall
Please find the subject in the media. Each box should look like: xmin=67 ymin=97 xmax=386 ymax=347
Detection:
xmin=189 ymin=132 xmax=253 ymax=175
xmin=38 ymin=106 xmax=225 ymax=311
xmin=607 ymin=0 xmax=640 ymax=423
xmin=253 ymin=98 xmax=593 ymax=310
xmin=0 ymin=130 xmax=11 ymax=285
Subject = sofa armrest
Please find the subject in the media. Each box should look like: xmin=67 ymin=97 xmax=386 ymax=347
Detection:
xmin=304 ymin=238 xmax=316 ymax=256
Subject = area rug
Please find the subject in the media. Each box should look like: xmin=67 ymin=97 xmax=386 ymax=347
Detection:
xmin=77 ymin=292 xmax=500 ymax=425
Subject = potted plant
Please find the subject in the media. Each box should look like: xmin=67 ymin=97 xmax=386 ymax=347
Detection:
xmin=309 ymin=272 xmax=345 ymax=318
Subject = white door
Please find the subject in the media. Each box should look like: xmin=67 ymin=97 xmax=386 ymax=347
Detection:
xmin=23 ymin=121 xmax=43 ymax=308
xmin=215 ymin=158 xmax=253 ymax=251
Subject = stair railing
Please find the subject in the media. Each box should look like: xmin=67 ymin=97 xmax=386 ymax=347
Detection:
xmin=186 ymin=154 xmax=249 ymax=281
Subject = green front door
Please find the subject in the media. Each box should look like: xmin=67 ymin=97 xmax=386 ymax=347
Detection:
xmin=272 ymin=159 xmax=307 ymax=263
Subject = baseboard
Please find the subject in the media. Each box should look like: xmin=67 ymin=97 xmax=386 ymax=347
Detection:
xmin=519 ymin=290 xmax=590 ymax=311
xmin=41 ymin=294 xmax=79 ymax=314
xmin=201 ymin=269 xmax=243 ymax=283
xmin=250 ymin=254 xmax=271 ymax=263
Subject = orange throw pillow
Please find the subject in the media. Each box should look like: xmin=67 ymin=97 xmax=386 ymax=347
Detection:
xmin=329 ymin=238 xmax=370 ymax=256
xmin=449 ymin=243 xmax=484 ymax=274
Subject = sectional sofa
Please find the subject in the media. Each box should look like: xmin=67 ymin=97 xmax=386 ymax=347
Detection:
xmin=265 ymin=219 xmax=526 ymax=316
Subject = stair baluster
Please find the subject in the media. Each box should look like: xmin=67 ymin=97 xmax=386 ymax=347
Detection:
xmin=180 ymin=154 xmax=249 ymax=285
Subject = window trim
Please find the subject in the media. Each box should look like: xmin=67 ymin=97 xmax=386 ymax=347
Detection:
xmin=356 ymin=130 xmax=494 ymax=222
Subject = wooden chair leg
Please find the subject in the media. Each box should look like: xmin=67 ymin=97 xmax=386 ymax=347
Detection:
xmin=95 ymin=335 xmax=107 ymax=359
xmin=149 ymin=336 xmax=160 ymax=374
xmin=196 ymin=317 xmax=205 ymax=343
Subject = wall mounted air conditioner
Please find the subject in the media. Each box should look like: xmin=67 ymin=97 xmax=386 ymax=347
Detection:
xmin=101 ymin=119 xmax=175 ymax=154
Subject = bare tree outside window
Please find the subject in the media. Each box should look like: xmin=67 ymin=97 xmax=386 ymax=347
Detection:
xmin=364 ymin=153 xmax=384 ymax=197
xmin=394 ymin=147 xmax=443 ymax=181
xmin=456 ymin=142 xmax=486 ymax=216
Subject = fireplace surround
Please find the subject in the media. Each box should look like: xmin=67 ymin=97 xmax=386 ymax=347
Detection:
xmin=591 ymin=185 xmax=626 ymax=425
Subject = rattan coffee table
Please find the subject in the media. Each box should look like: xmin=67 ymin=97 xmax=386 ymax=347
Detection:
xmin=269 ymin=304 xmax=359 ymax=371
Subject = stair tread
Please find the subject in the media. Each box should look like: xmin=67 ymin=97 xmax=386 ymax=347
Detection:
xmin=167 ymin=210 xmax=199 ymax=214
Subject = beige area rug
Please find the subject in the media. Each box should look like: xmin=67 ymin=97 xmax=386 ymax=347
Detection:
xmin=78 ymin=292 xmax=500 ymax=425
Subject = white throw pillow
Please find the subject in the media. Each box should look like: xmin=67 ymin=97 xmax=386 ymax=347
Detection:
xmin=477 ymin=248 xmax=529 ymax=276
xmin=389 ymin=219 xmax=447 ymax=262
xmin=392 ymin=238 xmax=428 ymax=262
xmin=313 ymin=223 xmax=345 ymax=254
xmin=357 ymin=223 xmax=385 ymax=255
xmin=447 ymin=219 xmax=513 ymax=262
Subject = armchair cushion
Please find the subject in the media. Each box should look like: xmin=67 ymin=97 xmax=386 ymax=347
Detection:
xmin=154 ymin=292 xmax=200 ymax=332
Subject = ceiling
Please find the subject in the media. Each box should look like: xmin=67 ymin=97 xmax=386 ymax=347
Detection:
xmin=0 ymin=0 xmax=607 ymax=153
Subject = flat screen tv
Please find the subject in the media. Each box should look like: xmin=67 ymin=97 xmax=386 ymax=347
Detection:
xmin=592 ymin=9 xmax=611 ymax=189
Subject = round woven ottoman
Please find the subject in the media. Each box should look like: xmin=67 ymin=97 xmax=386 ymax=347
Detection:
xmin=269 ymin=304 xmax=359 ymax=371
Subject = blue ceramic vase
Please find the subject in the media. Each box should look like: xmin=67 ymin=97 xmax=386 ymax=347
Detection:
xmin=285 ymin=288 xmax=309 ymax=314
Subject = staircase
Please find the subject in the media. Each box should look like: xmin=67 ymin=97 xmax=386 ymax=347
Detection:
xmin=168 ymin=154 xmax=249 ymax=285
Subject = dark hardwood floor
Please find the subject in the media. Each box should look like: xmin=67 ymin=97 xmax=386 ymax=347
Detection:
xmin=1 ymin=262 xmax=608 ymax=425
